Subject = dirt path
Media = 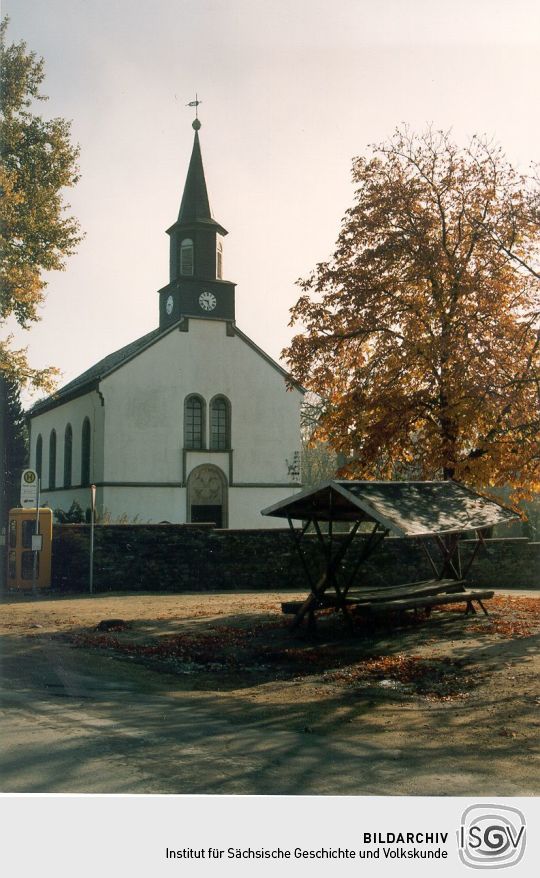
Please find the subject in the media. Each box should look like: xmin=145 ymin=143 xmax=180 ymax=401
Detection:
xmin=1 ymin=590 xmax=538 ymax=795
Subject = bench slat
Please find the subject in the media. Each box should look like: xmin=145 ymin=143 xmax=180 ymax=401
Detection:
xmin=344 ymin=578 xmax=465 ymax=604
xmin=282 ymin=587 xmax=494 ymax=616
xmin=364 ymin=589 xmax=494 ymax=614
xmin=281 ymin=578 xmax=464 ymax=614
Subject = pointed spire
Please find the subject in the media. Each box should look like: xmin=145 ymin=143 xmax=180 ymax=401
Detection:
xmin=177 ymin=121 xmax=214 ymax=224
xmin=174 ymin=118 xmax=227 ymax=235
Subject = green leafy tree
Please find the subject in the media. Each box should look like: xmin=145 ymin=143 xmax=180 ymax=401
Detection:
xmin=1 ymin=374 xmax=28 ymax=509
xmin=1 ymin=17 xmax=82 ymax=390
xmin=54 ymin=500 xmax=86 ymax=524
xmin=0 ymin=373 xmax=28 ymax=590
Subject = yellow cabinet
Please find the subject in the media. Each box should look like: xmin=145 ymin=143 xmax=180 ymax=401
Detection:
xmin=7 ymin=508 xmax=53 ymax=590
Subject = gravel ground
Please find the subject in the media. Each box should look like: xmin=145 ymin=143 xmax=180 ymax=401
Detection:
xmin=0 ymin=588 xmax=538 ymax=795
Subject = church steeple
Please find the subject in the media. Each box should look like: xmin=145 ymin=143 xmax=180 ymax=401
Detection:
xmin=158 ymin=116 xmax=236 ymax=329
xmin=177 ymin=123 xmax=225 ymax=231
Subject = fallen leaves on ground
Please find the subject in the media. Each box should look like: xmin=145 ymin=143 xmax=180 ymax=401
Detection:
xmin=66 ymin=621 xmax=286 ymax=669
xmin=327 ymin=654 xmax=480 ymax=699
xmin=61 ymin=593 xmax=538 ymax=701
xmin=451 ymin=595 xmax=540 ymax=638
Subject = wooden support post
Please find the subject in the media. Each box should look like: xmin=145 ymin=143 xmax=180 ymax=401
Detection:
xmin=477 ymin=599 xmax=489 ymax=616
xmin=344 ymin=524 xmax=387 ymax=596
xmin=461 ymin=529 xmax=489 ymax=579
xmin=291 ymin=520 xmax=361 ymax=628
xmin=434 ymin=534 xmax=462 ymax=581
xmin=287 ymin=516 xmax=316 ymax=592
xmin=419 ymin=538 xmax=441 ymax=579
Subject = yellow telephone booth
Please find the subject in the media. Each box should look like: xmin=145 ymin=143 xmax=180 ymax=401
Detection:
xmin=7 ymin=508 xmax=53 ymax=590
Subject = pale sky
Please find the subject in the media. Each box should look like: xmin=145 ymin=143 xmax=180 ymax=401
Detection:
xmin=5 ymin=0 xmax=540 ymax=404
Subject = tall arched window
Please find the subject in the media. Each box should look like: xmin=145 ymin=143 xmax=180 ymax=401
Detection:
xmin=216 ymin=240 xmax=223 ymax=279
xmin=64 ymin=424 xmax=73 ymax=487
xmin=184 ymin=395 xmax=204 ymax=449
xmin=81 ymin=418 xmax=91 ymax=487
xmin=180 ymin=238 xmax=194 ymax=276
xmin=35 ymin=435 xmax=43 ymax=481
xmin=48 ymin=430 xmax=57 ymax=490
xmin=210 ymin=396 xmax=230 ymax=450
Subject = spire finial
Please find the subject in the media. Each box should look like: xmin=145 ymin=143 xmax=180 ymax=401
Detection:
xmin=187 ymin=94 xmax=202 ymax=129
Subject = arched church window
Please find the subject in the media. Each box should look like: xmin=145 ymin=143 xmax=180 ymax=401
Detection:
xmin=184 ymin=395 xmax=205 ymax=449
xmin=36 ymin=435 xmax=43 ymax=481
xmin=180 ymin=238 xmax=194 ymax=276
xmin=48 ymin=430 xmax=57 ymax=490
xmin=64 ymin=424 xmax=73 ymax=488
xmin=216 ymin=240 xmax=223 ymax=279
xmin=81 ymin=418 xmax=91 ymax=487
xmin=210 ymin=396 xmax=230 ymax=450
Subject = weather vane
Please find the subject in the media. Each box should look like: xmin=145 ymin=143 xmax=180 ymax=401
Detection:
xmin=187 ymin=95 xmax=202 ymax=129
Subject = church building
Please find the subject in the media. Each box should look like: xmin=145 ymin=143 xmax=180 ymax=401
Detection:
xmin=27 ymin=118 xmax=304 ymax=527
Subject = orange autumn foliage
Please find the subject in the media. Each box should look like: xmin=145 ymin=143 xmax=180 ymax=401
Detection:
xmin=284 ymin=128 xmax=540 ymax=503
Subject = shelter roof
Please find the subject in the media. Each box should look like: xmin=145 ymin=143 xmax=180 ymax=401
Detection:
xmin=261 ymin=480 xmax=518 ymax=537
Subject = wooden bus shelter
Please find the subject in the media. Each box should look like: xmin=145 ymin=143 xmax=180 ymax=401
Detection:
xmin=262 ymin=480 xmax=518 ymax=630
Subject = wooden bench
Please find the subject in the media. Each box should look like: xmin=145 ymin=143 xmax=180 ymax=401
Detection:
xmin=363 ymin=589 xmax=494 ymax=617
xmin=281 ymin=578 xmax=463 ymax=614
xmin=281 ymin=579 xmax=494 ymax=619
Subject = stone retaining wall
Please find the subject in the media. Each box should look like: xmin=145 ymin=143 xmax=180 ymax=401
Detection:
xmin=460 ymin=538 xmax=540 ymax=589
xmin=51 ymin=525 xmax=539 ymax=593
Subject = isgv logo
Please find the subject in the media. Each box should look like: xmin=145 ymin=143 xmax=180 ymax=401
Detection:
xmin=458 ymin=804 xmax=526 ymax=869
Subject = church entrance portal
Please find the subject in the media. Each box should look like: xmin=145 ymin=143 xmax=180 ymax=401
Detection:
xmin=191 ymin=504 xmax=223 ymax=527
xmin=187 ymin=464 xmax=227 ymax=528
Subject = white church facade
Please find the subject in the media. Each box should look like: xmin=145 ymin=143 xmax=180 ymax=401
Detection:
xmin=28 ymin=119 xmax=303 ymax=527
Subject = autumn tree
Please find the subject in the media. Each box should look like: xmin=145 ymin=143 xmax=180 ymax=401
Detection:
xmin=284 ymin=128 xmax=540 ymax=502
xmin=299 ymin=393 xmax=342 ymax=487
xmin=1 ymin=17 xmax=82 ymax=390
xmin=1 ymin=19 xmax=82 ymax=585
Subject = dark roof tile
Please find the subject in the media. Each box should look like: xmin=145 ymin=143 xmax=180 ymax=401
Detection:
xmin=29 ymin=325 xmax=164 ymax=416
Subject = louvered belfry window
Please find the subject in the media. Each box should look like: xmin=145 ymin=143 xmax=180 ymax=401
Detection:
xmin=217 ymin=240 xmax=223 ymax=279
xmin=180 ymin=238 xmax=194 ymax=276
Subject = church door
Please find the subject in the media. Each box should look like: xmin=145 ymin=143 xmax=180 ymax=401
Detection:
xmin=187 ymin=464 xmax=227 ymax=528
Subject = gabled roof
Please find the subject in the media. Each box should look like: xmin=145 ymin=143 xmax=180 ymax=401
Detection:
xmin=28 ymin=320 xmax=303 ymax=418
xmin=28 ymin=325 xmax=166 ymax=417
xmin=233 ymin=326 xmax=305 ymax=392
xmin=262 ymin=479 xmax=518 ymax=537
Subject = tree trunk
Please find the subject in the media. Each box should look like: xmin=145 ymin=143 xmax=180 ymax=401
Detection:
xmin=0 ymin=377 xmax=7 ymax=592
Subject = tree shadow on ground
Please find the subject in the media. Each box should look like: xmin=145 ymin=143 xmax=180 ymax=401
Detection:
xmin=39 ymin=598 xmax=539 ymax=700
xmin=1 ymin=594 xmax=538 ymax=794
xmin=1 ymin=629 xmax=537 ymax=795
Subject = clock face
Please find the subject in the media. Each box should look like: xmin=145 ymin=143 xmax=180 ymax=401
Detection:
xmin=165 ymin=294 xmax=174 ymax=315
xmin=199 ymin=291 xmax=217 ymax=312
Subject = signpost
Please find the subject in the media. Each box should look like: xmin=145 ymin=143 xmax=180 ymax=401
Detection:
xmin=89 ymin=484 xmax=96 ymax=594
xmin=20 ymin=470 xmax=40 ymax=595
xmin=20 ymin=469 xmax=38 ymax=508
